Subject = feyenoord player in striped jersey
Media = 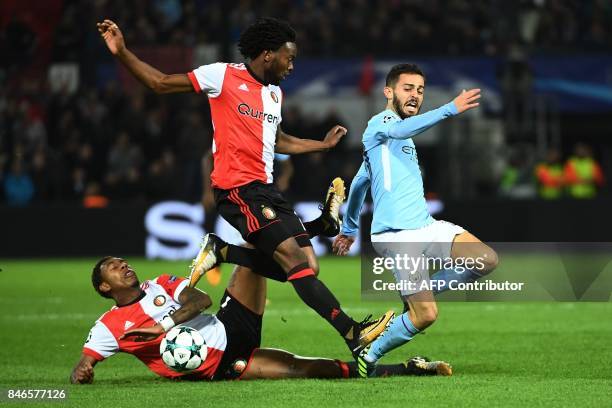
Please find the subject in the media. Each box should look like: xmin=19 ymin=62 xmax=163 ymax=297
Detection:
xmin=97 ymin=17 xmax=392 ymax=358
xmin=70 ymin=257 xmax=451 ymax=383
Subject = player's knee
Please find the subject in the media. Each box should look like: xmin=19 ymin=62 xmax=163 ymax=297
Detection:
xmin=308 ymin=257 xmax=319 ymax=277
xmin=310 ymin=263 xmax=319 ymax=277
xmin=414 ymin=305 xmax=438 ymax=328
xmin=479 ymin=248 xmax=499 ymax=275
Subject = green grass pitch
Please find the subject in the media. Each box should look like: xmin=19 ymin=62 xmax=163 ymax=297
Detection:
xmin=0 ymin=257 xmax=611 ymax=407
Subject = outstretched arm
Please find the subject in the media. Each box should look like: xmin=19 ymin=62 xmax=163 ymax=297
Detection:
xmin=70 ymin=354 xmax=98 ymax=384
xmin=387 ymin=89 xmax=480 ymax=140
xmin=333 ymin=162 xmax=370 ymax=255
xmin=275 ymin=125 xmax=347 ymax=154
xmin=120 ymin=287 xmax=212 ymax=341
xmin=97 ymin=19 xmax=193 ymax=94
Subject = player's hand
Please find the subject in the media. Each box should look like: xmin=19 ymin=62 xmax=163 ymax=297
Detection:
xmin=71 ymin=361 xmax=94 ymax=384
xmin=323 ymin=125 xmax=347 ymax=150
xmin=97 ymin=19 xmax=126 ymax=56
xmin=120 ymin=324 xmax=165 ymax=342
xmin=333 ymin=234 xmax=355 ymax=256
xmin=453 ymin=89 xmax=481 ymax=113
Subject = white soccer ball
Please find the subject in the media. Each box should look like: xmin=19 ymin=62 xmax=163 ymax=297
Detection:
xmin=160 ymin=325 xmax=207 ymax=372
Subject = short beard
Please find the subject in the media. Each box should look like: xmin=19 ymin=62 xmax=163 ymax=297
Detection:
xmin=393 ymin=95 xmax=408 ymax=120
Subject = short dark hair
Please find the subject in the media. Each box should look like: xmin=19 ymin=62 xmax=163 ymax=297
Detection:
xmin=385 ymin=64 xmax=426 ymax=88
xmin=92 ymin=256 xmax=113 ymax=298
xmin=238 ymin=17 xmax=296 ymax=60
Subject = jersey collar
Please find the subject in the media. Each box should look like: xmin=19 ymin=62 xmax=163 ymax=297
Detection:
xmin=246 ymin=63 xmax=269 ymax=86
xmin=115 ymin=290 xmax=146 ymax=308
xmin=384 ymin=109 xmax=401 ymax=120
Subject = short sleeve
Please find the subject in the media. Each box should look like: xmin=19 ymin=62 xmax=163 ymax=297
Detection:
xmin=83 ymin=320 xmax=119 ymax=361
xmin=187 ymin=62 xmax=227 ymax=97
xmin=155 ymin=274 xmax=189 ymax=303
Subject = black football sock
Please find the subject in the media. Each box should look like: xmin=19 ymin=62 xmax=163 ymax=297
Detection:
xmin=288 ymin=265 xmax=355 ymax=337
xmin=345 ymin=362 xmax=407 ymax=377
xmin=221 ymin=244 xmax=287 ymax=282
xmin=303 ymin=218 xmax=325 ymax=238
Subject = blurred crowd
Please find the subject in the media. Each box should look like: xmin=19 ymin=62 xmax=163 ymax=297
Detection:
xmin=500 ymin=142 xmax=606 ymax=200
xmin=0 ymin=82 xmax=358 ymax=206
xmin=1 ymin=0 xmax=611 ymax=207
xmin=48 ymin=0 xmax=612 ymax=58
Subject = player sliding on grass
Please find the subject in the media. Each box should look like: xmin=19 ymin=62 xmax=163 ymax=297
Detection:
xmin=97 ymin=16 xmax=393 ymax=359
xmin=333 ymin=64 xmax=499 ymax=377
xmin=70 ymin=256 xmax=451 ymax=383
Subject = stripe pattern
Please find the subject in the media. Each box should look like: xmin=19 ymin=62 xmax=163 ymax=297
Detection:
xmin=228 ymin=188 xmax=260 ymax=233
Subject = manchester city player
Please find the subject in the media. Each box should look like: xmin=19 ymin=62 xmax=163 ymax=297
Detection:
xmin=333 ymin=64 xmax=499 ymax=377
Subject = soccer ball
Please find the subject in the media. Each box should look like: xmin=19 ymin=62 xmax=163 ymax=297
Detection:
xmin=160 ymin=326 xmax=207 ymax=372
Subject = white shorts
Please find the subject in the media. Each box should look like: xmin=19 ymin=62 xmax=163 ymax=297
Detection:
xmin=371 ymin=220 xmax=465 ymax=296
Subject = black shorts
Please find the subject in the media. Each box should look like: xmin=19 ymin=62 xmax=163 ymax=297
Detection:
xmin=214 ymin=182 xmax=311 ymax=255
xmin=213 ymin=290 xmax=262 ymax=381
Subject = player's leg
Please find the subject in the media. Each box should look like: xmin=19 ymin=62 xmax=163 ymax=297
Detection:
xmin=194 ymin=182 xmax=393 ymax=354
xmin=267 ymin=198 xmax=392 ymax=355
xmin=428 ymin=223 xmax=499 ymax=294
xmin=240 ymin=348 xmax=345 ymax=379
xmin=189 ymin=177 xmax=343 ymax=284
xmin=451 ymin=230 xmax=499 ymax=275
xmin=359 ymin=291 xmax=437 ymax=377
xmin=239 ymin=348 xmax=450 ymax=380
xmin=269 ymin=234 xmax=392 ymax=354
xmin=224 ymin=261 xmax=267 ymax=316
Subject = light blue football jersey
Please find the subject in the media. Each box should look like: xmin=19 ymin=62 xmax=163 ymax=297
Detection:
xmin=342 ymin=102 xmax=458 ymax=236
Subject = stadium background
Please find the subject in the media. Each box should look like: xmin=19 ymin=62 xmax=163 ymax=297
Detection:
xmin=1 ymin=1 xmax=611 ymax=407
xmin=3 ymin=0 xmax=612 ymax=255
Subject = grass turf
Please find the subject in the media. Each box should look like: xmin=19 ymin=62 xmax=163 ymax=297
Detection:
xmin=0 ymin=257 xmax=610 ymax=407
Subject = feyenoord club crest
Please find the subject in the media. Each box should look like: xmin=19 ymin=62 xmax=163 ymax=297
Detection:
xmin=262 ymin=206 xmax=277 ymax=220
xmin=154 ymin=295 xmax=166 ymax=307
xmin=232 ymin=359 xmax=247 ymax=374
xmin=270 ymin=91 xmax=278 ymax=103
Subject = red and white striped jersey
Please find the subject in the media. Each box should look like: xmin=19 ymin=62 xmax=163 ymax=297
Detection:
xmin=188 ymin=62 xmax=283 ymax=190
xmin=82 ymin=275 xmax=226 ymax=380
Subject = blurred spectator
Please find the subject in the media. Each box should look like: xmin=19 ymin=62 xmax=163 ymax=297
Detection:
xmin=105 ymin=131 xmax=143 ymax=199
xmin=564 ymin=143 xmax=605 ymax=199
xmin=535 ymin=148 xmax=564 ymax=199
xmin=145 ymin=148 xmax=179 ymax=200
xmin=274 ymin=153 xmax=294 ymax=193
xmin=30 ymin=145 xmax=51 ymax=201
xmin=83 ymin=182 xmax=109 ymax=208
xmin=2 ymin=17 xmax=37 ymax=74
xmin=498 ymin=43 xmax=533 ymax=141
xmin=176 ymin=111 xmax=209 ymax=200
xmin=3 ymin=159 xmax=35 ymax=206
xmin=499 ymin=144 xmax=536 ymax=198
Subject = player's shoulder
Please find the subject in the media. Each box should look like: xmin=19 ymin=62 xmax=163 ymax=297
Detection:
xmin=94 ymin=307 xmax=122 ymax=331
xmin=153 ymin=274 xmax=182 ymax=286
xmin=368 ymin=110 xmax=400 ymax=128
xmin=223 ymin=62 xmax=248 ymax=75
xmin=363 ymin=110 xmax=399 ymax=148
